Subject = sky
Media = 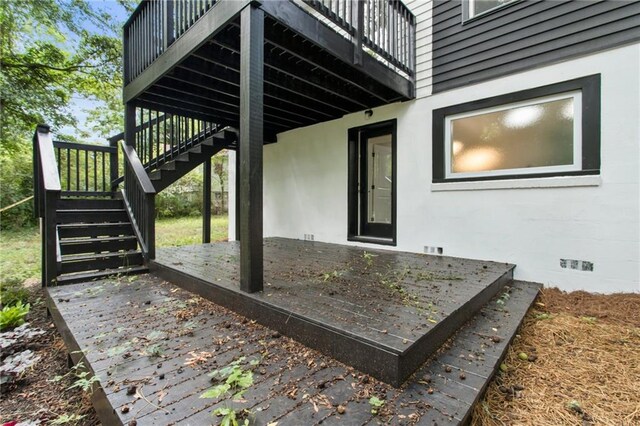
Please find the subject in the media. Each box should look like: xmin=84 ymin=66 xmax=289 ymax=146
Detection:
xmin=59 ymin=0 xmax=133 ymax=144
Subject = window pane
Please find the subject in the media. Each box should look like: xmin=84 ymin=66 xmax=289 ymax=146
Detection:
xmin=367 ymin=134 xmax=392 ymax=224
xmin=450 ymin=97 xmax=575 ymax=174
xmin=471 ymin=0 xmax=515 ymax=17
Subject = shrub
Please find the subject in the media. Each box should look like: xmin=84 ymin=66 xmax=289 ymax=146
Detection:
xmin=0 ymin=301 xmax=30 ymax=330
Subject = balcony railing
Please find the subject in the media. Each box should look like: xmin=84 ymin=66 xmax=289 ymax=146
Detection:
xmin=124 ymin=0 xmax=415 ymax=85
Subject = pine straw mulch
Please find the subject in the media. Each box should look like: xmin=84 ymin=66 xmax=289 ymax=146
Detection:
xmin=0 ymin=281 xmax=98 ymax=425
xmin=472 ymin=287 xmax=640 ymax=426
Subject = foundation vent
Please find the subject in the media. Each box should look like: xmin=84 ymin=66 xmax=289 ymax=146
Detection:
xmin=304 ymin=234 xmax=315 ymax=241
xmin=424 ymin=246 xmax=443 ymax=255
xmin=560 ymin=259 xmax=594 ymax=272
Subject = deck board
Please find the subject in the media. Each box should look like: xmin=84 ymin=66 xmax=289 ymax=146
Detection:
xmin=151 ymin=238 xmax=514 ymax=384
xmin=47 ymin=273 xmax=540 ymax=425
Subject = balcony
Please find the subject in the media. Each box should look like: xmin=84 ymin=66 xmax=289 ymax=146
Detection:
xmin=123 ymin=0 xmax=416 ymax=140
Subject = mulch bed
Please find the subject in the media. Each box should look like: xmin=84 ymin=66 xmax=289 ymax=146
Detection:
xmin=0 ymin=283 xmax=98 ymax=425
xmin=472 ymin=287 xmax=640 ymax=425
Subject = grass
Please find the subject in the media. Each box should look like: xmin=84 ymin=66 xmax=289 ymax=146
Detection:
xmin=0 ymin=216 xmax=229 ymax=285
xmin=0 ymin=226 xmax=41 ymax=285
xmin=156 ymin=215 xmax=228 ymax=247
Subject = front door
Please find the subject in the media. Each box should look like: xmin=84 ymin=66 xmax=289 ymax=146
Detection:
xmin=348 ymin=120 xmax=396 ymax=244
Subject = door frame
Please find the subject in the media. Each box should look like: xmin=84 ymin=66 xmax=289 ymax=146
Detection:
xmin=347 ymin=119 xmax=397 ymax=246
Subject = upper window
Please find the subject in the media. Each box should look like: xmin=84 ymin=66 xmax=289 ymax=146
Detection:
xmin=464 ymin=0 xmax=517 ymax=20
xmin=432 ymin=75 xmax=601 ymax=183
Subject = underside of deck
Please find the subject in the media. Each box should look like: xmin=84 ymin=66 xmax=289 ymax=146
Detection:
xmin=151 ymin=238 xmax=515 ymax=386
xmin=125 ymin=1 xmax=415 ymax=143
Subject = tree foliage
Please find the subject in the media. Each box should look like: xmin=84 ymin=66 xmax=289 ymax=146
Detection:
xmin=0 ymin=0 xmax=135 ymax=228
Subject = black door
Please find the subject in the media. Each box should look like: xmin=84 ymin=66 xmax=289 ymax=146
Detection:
xmin=348 ymin=120 xmax=396 ymax=244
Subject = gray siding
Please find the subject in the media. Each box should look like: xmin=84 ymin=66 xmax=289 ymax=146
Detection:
xmin=432 ymin=0 xmax=640 ymax=93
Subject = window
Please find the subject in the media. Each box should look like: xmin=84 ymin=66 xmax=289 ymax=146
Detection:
xmin=432 ymin=75 xmax=601 ymax=183
xmin=463 ymin=0 xmax=517 ymax=20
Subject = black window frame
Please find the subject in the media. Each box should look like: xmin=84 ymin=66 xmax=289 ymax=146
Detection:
xmin=432 ymin=74 xmax=601 ymax=183
xmin=462 ymin=0 xmax=521 ymax=23
xmin=348 ymin=119 xmax=397 ymax=246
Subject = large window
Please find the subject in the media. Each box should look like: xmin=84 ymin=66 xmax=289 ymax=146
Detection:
xmin=432 ymin=75 xmax=601 ymax=183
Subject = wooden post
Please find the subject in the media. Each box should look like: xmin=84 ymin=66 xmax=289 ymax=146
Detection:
xmin=352 ymin=0 xmax=364 ymax=65
xmin=164 ymin=0 xmax=174 ymax=50
xmin=235 ymin=147 xmax=241 ymax=241
xmin=109 ymin=137 xmax=119 ymax=193
xmin=203 ymin=158 xmax=212 ymax=243
xmin=125 ymin=103 xmax=136 ymax=147
xmin=239 ymin=4 xmax=264 ymax=293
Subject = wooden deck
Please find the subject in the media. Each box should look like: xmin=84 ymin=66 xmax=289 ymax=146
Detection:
xmin=151 ymin=238 xmax=515 ymax=385
xmin=46 ymin=274 xmax=540 ymax=425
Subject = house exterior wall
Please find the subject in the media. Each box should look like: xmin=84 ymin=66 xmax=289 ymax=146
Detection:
xmin=227 ymin=43 xmax=640 ymax=293
xmin=431 ymin=0 xmax=640 ymax=93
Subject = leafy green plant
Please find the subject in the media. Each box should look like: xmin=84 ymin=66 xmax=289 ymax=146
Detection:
xmin=362 ymin=251 xmax=377 ymax=268
xmin=0 ymin=301 xmax=30 ymax=330
xmin=51 ymin=361 xmax=100 ymax=392
xmin=50 ymin=413 xmax=86 ymax=424
xmin=146 ymin=343 xmax=165 ymax=358
xmin=369 ymin=396 xmax=385 ymax=415
xmin=201 ymin=357 xmax=260 ymax=426
xmin=0 ymin=283 xmax=29 ymax=308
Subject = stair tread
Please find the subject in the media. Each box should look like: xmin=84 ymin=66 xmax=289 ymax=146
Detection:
xmin=60 ymin=235 xmax=137 ymax=244
xmin=57 ymin=208 xmax=126 ymax=213
xmin=56 ymin=266 xmax=148 ymax=285
xmin=61 ymin=250 xmax=142 ymax=262
xmin=411 ymin=280 xmax=540 ymax=424
xmin=58 ymin=222 xmax=132 ymax=228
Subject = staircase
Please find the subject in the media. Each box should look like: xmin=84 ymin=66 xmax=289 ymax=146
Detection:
xmin=149 ymin=129 xmax=235 ymax=192
xmin=55 ymin=197 xmax=147 ymax=285
xmin=33 ymin=117 xmax=235 ymax=287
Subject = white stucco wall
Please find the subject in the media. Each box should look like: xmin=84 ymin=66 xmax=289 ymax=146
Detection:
xmin=229 ymin=43 xmax=640 ymax=293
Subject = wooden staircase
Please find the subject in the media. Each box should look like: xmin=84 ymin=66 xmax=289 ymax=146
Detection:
xmin=149 ymin=129 xmax=235 ymax=192
xmin=55 ymin=197 xmax=147 ymax=285
xmin=33 ymin=120 xmax=235 ymax=287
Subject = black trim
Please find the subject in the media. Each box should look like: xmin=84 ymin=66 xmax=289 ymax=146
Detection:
xmin=462 ymin=0 xmax=522 ymax=24
xmin=348 ymin=119 xmax=397 ymax=245
xmin=432 ymin=74 xmax=601 ymax=183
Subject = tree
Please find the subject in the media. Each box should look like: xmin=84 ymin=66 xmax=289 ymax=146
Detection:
xmin=0 ymin=0 xmax=135 ymax=228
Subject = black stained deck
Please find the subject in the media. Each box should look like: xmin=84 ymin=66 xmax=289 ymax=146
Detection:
xmin=151 ymin=238 xmax=515 ymax=386
xmin=46 ymin=274 xmax=540 ymax=425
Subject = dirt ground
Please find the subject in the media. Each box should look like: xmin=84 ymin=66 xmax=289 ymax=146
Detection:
xmin=472 ymin=287 xmax=640 ymax=426
xmin=0 ymin=283 xmax=98 ymax=425
xmin=1 ymin=284 xmax=638 ymax=426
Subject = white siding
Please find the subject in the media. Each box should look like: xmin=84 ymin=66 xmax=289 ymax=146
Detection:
xmin=228 ymin=44 xmax=640 ymax=293
xmin=405 ymin=0 xmax=433 ymax=98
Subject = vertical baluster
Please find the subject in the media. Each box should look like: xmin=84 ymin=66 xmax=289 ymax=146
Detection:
xmin=101 ymin=152 xmax=106 ymax=192
xmin=64 ymin=149 xmax=69 ymax=191
xmin=148 ymin=109 xmax=153 ymax=165
xmin=84 ymin=150 xmax=88 ymax=191
xmin=75 ymin=149 xmax=79 ymax=192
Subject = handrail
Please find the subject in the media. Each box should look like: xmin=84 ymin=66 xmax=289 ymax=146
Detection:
xmin=33 ymin=125 xmax=61 ymax=287
xmin=121 ymin=142 xmax=156 ymax=194
xmin=52 ymin=139 xmax=119 ymax=195
xmin=120 ymin=140 xmax=156 ymax=260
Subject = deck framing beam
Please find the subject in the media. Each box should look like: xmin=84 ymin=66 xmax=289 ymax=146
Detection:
xmin=239 ymin=4 xmax=264 ymax=294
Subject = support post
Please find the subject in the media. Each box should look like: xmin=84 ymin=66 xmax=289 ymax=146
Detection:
xmin=125 ymin=103 xmax=136 ymax=147
xmin=235 ymin=147 xmax=241 ymax=241
xmin=239 ymin=4 xmax=264 ymax=293
xmin=203 ymin=158 xmax=212 ymax=243
xmin=352 ymin=0 xmax=364 ymax=65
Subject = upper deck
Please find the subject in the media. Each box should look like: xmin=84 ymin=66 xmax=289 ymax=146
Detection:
xmin=123 ymin=0 xmax=416 ymax=139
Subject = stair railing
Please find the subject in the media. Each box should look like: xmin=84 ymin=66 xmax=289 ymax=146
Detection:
xmin=120 ymin=141 xmax=156 ymax=260
xmin=53 ymin=140 xmax=119 ymax=196
xmin=110 ymin=107 xmax=221 ymax=187
xmin=33 ymin=125 xmax=61 ymax=287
